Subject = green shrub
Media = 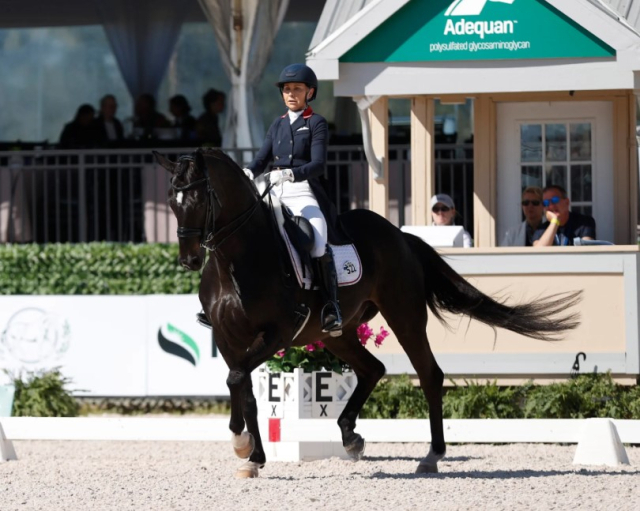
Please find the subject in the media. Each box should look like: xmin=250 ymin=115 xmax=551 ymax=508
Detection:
xmin=0 ymin=243 xmax=200 ymax=295
xmin=524 ymin=373 xmax=625 ymax=419
xmin=443 ymin=380 xmax=526 ymax=419
xmin=10 ymin=369 xmax=80 ymax=417
xmin=360 ymin=374 xmax=428 ymax=418
xmin=361 ymin=372 xmax=639 ymax=419
xmin=78 ymin=397 xmax=231 ymax=416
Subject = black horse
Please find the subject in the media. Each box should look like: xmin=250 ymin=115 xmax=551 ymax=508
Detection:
xmin=154 ymin=148 xmax=580 ymax=478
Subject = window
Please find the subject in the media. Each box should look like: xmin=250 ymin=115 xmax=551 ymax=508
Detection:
xmin=519 ymin=121 xmax=593 ymax=216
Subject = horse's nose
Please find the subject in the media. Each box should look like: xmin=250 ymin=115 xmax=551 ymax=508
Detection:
xmin=180 ymin=254 xmax=201 ymax=270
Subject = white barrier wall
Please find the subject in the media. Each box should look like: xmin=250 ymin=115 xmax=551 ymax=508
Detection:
xmin=0 ymin=295 xmax=230 ymax=397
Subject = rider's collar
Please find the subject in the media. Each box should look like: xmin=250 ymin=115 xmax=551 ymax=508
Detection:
xmin=281 ymin=106 xmax=313 ymax=119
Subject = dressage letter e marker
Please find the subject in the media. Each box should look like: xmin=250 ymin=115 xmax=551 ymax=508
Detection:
xmin=312 ymin=372 xmax=335 ymax=418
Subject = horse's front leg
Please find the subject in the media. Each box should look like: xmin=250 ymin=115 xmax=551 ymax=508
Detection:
xmin=223 ymin=328 xmax=289 ymax=478
xmin=226 ymin=369 xmax=252 ymax=459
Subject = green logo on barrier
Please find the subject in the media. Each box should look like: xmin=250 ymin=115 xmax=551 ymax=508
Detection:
xmin=158 ymin=323 xmax=200 ymax=366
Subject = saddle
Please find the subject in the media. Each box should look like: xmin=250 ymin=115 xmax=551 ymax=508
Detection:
xmin=268 ymin=195 xmax=362 ymax=291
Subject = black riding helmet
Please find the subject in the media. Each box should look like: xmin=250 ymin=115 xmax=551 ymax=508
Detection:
xmin=276 ymin=63 xmax=318 ymax=102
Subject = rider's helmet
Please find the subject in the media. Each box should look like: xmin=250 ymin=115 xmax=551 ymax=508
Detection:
xmin=276 ymin=63 xmax=318 ymax=102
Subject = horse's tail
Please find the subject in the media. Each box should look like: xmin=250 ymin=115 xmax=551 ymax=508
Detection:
xmin=402 ymin=233 xmax=581 ymax=341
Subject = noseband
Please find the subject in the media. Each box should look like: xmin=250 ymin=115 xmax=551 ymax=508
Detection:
xmin=170 ymin=154 xmax=272 ymax=252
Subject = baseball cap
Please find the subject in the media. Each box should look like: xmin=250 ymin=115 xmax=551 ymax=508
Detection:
xmin=430 ymin=194 xmax=455 ymax=210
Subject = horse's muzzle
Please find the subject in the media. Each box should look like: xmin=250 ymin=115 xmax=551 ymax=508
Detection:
xmin=180 ymin=254 xmax=203 ymax=271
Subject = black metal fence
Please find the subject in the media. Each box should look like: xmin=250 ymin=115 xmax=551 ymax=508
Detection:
xmin=0 ymin=144 xmax=473 ymax=243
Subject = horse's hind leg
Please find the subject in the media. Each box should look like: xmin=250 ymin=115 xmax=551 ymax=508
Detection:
xmin=325 ymin=328 xmax=386 ymax=460
xmin=377 ymin=301 xmax=446 ymax=473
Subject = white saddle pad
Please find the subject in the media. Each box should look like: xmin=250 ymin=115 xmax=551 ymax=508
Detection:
xmin=268 ymin=192 xmax=362 ymax=290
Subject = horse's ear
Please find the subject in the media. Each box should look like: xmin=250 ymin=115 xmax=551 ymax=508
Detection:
xmin=153 ymin=151 xmax=177 ymax=174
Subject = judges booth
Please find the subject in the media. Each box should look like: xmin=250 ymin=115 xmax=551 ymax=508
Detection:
xmin=309 ymin=0 xmax=640 ymax=382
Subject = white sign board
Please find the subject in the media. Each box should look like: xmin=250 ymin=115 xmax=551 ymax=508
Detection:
xmin=401 ymin=225 xmax=464 ymax=247
xmin=0 ymin=295 xmax=230 ymax=397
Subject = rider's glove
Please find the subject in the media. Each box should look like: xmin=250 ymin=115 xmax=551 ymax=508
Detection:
xmin=242 ymin=168 xmax=254 ymax=180
xmin=268 ymin=169 xmax=295 ymax=186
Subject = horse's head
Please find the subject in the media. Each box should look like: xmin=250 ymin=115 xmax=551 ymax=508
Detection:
xmin=154 ymin=150 xmax=210 ymax=271
xmin=154 ymin=148 xmax=260 ymax=271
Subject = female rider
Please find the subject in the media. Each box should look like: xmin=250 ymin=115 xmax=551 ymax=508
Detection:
xmin=243 ymin=63 xmax=342 ymax=335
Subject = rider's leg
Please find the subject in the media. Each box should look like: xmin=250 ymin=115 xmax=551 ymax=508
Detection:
xmin=314 ymin=244 xmax=342 ymax=334
xmin=279 ymin=183 xmax=342 ymax=334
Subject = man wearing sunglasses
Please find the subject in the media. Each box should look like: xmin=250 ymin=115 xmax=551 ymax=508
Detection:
xmin=500 ymin=186 xmax=544 ymax=246
xmin=532 ymin=184 xmax=596 ymax=246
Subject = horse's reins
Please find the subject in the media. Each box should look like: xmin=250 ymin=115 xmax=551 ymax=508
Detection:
xmin=171 ymin=155 xmax=273 ymax=253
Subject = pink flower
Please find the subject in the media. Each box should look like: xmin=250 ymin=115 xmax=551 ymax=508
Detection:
xmin=374 ymin=326 xmax=390 ymax=347
xmin=314 ymin=340 xmax=326 ymax=349
xmin=276 ymin=350 xmax=286 ymax=357
xmin=305 ymin=343 xmax=316 ymax=352
xmin=356 ymin=323 xmax=374 ymax=346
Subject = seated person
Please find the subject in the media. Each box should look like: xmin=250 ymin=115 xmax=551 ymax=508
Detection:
xmin=132 ymin=93 xmax=170 ymax=139
xmin=169 ymin=94 xmax=197 ymax=142
xmin=532 ymin=184 xmax=596 ymax=246
xmin=430 ymin=193 xmax=473 ymax=247
xmin=500 ymin=186 xmax=545 ymax=246
xmin=94 ymin=94 xmax=124 ymax=146
xmin=59 ymin=104 xmax=100 ymax=148
xmin=196 ymin=88 xmax=225 ymax=147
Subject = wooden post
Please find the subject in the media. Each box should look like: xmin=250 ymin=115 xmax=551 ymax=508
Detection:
xmin=473 ymin=95 xmax=497 ymax=247
xmin=410 ymin=97 xmax=435 ymax=225
xmin=613 ymin=94 xmax=631 ymax=244
xmin=368 ymin=97 xmax=389 ymax=218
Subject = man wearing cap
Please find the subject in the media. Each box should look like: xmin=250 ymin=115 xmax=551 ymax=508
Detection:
xmin=430 ymin=193 xmax=472 ymax=247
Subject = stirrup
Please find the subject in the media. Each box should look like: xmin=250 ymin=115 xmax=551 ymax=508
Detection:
xmin=196 ymin=311 xmax=212 ymax=329
xmin=321 ymin=302 xmax=342 ymax=337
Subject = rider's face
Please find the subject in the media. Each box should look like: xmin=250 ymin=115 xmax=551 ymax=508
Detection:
xmin=281 ymin=82 xmax=313 ymax=111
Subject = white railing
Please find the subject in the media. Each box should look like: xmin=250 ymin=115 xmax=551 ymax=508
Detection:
xmin=0 ymin=144 xmax=473 ymax=243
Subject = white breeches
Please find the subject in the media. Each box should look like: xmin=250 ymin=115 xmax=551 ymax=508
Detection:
xmin=271 ymin=181 xmax=327 ymax=258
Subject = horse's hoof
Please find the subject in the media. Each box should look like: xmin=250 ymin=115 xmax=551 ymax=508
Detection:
xmin=415 ymin=446 xmax=445 ymax=474
xmin=345 ymin=436 xmax=366 ymax=461
xmin=415 ymin=462 xmax=438 ymax=474
xmin=235 ymin=461 xmax=261 ymax=479
xmin=232 ymin=431 xmax=255 ymax=459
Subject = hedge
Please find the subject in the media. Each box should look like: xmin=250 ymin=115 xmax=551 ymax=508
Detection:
xmin=0 ymin=243 xmax=200 ymax=294
xmin=360 ymin=373 xmax=640 ymax=420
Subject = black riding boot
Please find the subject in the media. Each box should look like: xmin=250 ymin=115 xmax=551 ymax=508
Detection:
xmin=314 ymin=245 xmax=343 ymax=336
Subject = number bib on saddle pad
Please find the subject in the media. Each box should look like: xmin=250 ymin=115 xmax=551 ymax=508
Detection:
xmin=283 ymin=235 xmax=362 ymax=290
xmin=268 ymin=193 xmax=362 ymax=291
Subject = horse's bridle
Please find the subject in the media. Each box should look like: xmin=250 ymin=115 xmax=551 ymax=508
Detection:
xmin=170 ymin=154 xmax=272 ymax=252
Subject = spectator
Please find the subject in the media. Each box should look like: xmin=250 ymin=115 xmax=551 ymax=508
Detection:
xmin=94 ymin=94 xmax=124 ymax=146
xmin=196 ymin=88 xmax=226 ymax=147
xmin=59 ymin=104 xmax=100 ymax=148
xmin=169 ymin=94 xmax=197 ymax=142
xmin=500 ymin=186 xmax=545 ymax=246
xmin=132 ymin=93 xmax=170 ymax=139
xmin=430 ymin=193 xmax=472 ymax=247
xmin=532 ymin=184 xmax=596 ymax=246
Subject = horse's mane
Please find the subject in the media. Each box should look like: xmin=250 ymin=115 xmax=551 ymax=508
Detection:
xmin=197 ymin=147 xmax=242 ymax=173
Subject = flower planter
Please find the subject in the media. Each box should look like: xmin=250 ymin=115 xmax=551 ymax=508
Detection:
xmin=253 ymin=368 xmax=357 ymax=420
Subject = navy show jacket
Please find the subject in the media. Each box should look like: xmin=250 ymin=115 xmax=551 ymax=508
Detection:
xmin=248 ymin=106 xmax=327 ymax=182
xmin=247 ymin=107 xmax=348 ymax=245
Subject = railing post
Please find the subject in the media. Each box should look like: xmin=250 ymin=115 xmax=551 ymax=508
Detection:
xmin=78 ymin=153 xmax=87 ymax=242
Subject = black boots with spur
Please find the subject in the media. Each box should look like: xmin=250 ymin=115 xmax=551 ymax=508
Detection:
xmin=314 ymin=245 xmax=343 ymax=336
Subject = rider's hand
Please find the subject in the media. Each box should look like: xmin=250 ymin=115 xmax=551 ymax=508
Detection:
xmin=269 ymin=169 xmax=294 ymax=186
xmin=242 ymin=168 xmax=254 ymax=180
